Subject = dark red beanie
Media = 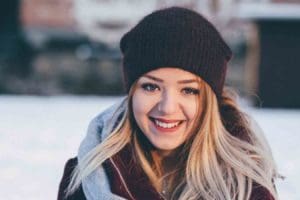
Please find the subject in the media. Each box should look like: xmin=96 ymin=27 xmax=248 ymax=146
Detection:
xmin=120 ymin=7 xmax=232 ymax=97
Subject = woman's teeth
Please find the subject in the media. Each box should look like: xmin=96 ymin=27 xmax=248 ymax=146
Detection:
xmin=154 ymin=119 xmax=180 ymax=128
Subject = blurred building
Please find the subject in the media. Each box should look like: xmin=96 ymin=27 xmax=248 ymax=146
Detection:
xmin=22 ymin=0 xmax=74 ymax=27
xmin=0 ymin=0 xmax=34 ymax=93
xmin=234 ymin=0 xmax=300 ymax=108
xmin=21 ymin=0 xmax=77 ymax=49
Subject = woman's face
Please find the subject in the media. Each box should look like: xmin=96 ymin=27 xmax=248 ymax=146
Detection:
xmin=132 ymin=68 xmax=203 ymax=155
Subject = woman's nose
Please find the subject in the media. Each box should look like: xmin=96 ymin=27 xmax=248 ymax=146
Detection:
xmin=157 ymin=92 xmax=178 ymax=115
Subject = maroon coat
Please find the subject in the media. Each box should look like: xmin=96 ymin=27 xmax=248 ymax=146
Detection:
xmin=57 ymin=145 xmax=275 ymax=200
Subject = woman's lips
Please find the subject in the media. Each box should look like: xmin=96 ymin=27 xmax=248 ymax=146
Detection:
xmin=149 ymin=117 xmax=184 ymax=133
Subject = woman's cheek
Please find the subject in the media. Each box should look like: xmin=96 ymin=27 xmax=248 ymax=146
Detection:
xmin=133 ymin=91 xmax=157 ymax=115
xmin=180 ymin=97 xmax=198 ymax=120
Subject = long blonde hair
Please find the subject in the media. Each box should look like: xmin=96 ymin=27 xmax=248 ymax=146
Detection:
xmin=66 ymin=81 xmax=279 ymax=200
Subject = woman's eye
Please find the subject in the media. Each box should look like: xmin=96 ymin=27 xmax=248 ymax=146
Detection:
xmin=141 ymin=83 xmax=159 ymax=92
xmin=182 ymin=87 xmax=200 ymax=95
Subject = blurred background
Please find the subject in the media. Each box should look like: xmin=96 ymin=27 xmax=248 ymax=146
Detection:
xmin=1 ymin=0 xmax=300 ymax=199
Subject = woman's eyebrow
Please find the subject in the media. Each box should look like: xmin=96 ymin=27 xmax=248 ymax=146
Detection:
xmin=143 ymin=75 xmax=197 ymax=84
xmin=177 ymin=79 xmax=198 ymax=84
xmin=143 ymin=75 xmax=163 ymax=82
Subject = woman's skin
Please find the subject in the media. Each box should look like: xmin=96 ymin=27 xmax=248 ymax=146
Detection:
xmin=132 ymin=67 xmax=204 ymax=158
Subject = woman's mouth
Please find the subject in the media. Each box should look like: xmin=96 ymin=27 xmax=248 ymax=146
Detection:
xmin=149 ymin=117 xmax=184 ymax=132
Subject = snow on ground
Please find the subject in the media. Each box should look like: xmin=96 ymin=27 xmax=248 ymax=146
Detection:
xmin=1 ymin=95 xmax=299 ymax=200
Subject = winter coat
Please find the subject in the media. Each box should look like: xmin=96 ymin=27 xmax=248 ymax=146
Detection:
xmin=57 ymin=98 xmax=275 ymax=200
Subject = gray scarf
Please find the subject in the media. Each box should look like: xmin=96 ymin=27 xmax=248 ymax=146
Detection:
xmin=77 ymin=97 xmax=128 ymax=200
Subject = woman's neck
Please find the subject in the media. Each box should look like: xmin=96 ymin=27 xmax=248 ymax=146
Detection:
xmin=152 ymin=149 xmax=180 ymax=174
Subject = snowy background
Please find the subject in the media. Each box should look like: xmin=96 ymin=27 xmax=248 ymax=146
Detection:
xmin=1 ymin=95 xmax=299 ymax=200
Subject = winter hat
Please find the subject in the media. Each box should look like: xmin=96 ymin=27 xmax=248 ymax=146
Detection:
xmin=120 ymin=7 xmax=232 ymax=97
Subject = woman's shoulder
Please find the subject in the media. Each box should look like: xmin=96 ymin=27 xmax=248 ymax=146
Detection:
xmin=57 ymin=157 xmax=86 ymax=200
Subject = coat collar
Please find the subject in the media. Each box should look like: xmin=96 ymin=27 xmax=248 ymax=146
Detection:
xmin=103 ymin=144 xmax=165 ymax=200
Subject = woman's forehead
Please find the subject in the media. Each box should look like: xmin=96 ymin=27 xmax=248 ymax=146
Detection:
xmin=140 ymin=67 xmax=202 ymax=84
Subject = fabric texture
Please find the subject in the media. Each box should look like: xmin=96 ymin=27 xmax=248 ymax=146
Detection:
xmin=120 ymin=7 xmax=232 ymax=97
xmin=58 ymin=99 xmax=275 ymax=200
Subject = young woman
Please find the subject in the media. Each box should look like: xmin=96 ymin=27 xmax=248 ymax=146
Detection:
xmin=58 ymin=7 xmax=279 ymax=200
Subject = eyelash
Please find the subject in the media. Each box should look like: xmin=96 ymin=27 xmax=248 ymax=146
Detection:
xmin=140 ymin=83 xmax=200 ymax=95
xmin=182 ymin=87 xmax=200 ymax=95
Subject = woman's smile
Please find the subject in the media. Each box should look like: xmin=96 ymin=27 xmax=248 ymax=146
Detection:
xmin=149 ymin=117 xmax=185 ymax=133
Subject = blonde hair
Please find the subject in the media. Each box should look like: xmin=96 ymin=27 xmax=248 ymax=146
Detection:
xmin=66 ymin=81 xmax=279 ymax=200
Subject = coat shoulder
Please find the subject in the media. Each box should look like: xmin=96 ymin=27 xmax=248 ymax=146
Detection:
xmin=250 ymin=182 xmax=275 ymax=200
xmin=57 ymin=157 xmax=86 ymax=200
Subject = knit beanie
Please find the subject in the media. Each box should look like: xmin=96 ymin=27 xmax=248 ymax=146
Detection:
xmin=120 ymin=7 xmax=232 ymax=97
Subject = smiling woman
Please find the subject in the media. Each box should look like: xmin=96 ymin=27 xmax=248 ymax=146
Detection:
xmin=58 ymin=7 xmax=279 ymax=200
